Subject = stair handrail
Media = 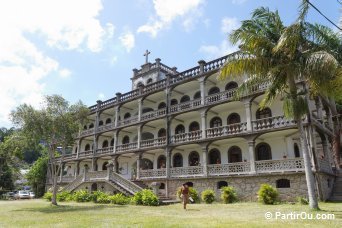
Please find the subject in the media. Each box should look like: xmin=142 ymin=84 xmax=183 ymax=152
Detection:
xmin=62 ymin=174 xmax=83 ymax=192
xmin=109 ymin=171 xmax=143 ymax=194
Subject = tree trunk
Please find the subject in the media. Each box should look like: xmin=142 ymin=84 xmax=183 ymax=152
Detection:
xmin=51 ymin=168 xmax=58 ymax=206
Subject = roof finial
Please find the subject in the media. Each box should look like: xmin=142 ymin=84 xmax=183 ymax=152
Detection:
xmin=143 ymin=49 xmax=151 ymax=64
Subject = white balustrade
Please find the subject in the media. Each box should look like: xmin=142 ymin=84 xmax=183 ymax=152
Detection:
xmin=252 ymin=115 xmax=296 ymax=131
xmin=255 ymin=158 xmax=304 ymax=173
xmin=205 ymin=89 xmax=235 ymax=105
xmin=116 ymin=142 xmax=138 ymax=152
xmin=170 ymin=130 xmax=202 ymax=144
xmin=170 ymin=166 xmax=203 ymax=177
xmin=87 ymin=170 xmax=108 ymax=180
xmin=98 ymin=123 xmax=115 ymax=133
xmin=206 ymin=122 xmax=247 ymax=138
xmin=141 ymin=108 xmax=166 ymax=121
xmin=117 ymin=115 xmax=139 ymax=127
xmin=61 ymin=176 xmax=75 ymax=183
xmin=96 ymin=146 xmax=113 ymax=155
xmin=169 ymin=99 xmax=202 ymax=113
xmin=207 ymin=162 xmax=251 ymax=176
xmin=140 ymin=137 xmax=166 ymax=148
xmin=80 ymin=128 xmax=95 ymax=137
xmin=78 ymin=150 xmax=94 ymax=158
xmin=139 ymin=169 xmax=167 ymax=179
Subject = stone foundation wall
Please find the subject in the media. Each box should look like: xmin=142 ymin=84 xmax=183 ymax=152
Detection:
xmin=316 ymin=173 xmax=335 ymax=201
xmin=74 ymin=182 xmax=118 ymax=195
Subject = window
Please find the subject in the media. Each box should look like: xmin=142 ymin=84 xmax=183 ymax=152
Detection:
xmin=210 ymin=117 xmax=222 ymax=128
xmin=137 ymin=82 xmax=144 ymax=88
xmin=142 ymin=107 xmax=154 ymax=114
xmin=194 ymin=91 xmax=201 ymax=100
xmin=141 ymin=132 xmax=154 ymax=140
xmin=209 ymin=149 xmax=221 ymax=164
xmin=147 ymin=78 xmax=153 ymax=84
xmin=255 ymin=143 xmax=272 ymax=160
xmin=105 ymin=118 xmax=112 ymax=124
xmin=89 ymin=123 xmax=94 ymax=129
xmin=175 ymin=124 xmax=185 ymax=134
xmin=228 ymin=146 xmax=242 ymax=163
xmin=158 ymin=128 xmax=166 ymax=138
xmin=159 ymin=183 xmax=165 ymax=189
xmin=158 ymin=102 xmax=166 ymax=109
xmin=173 ymin=153 xmax=183 ymax=167
xmin=294 ymin=143 xmax=300 ymax=158
xmin=256 ymin=108 xmax=272 ymax=119
xmin=102 ymin=162 xmax=108 ymax=171
xmin=185 ymin=182 xmax=193 ymax=187
xmin=227 ymin=113 xmax=241 ymax=124
xmin=276 ymin=179 xmax=290 ymax=188
xmin=189 ymin=151 xmax=200 ymax=166
xmin=102 ymin=140 xmax=109 ymax=148
xmin=189 ymin=121 xmax=200 ymax=132
xmin=140 ymin=158 xmax=153 ymax=170
xmin=124 ymin=112 xmax=131 ymax=119
xmin=157 ymin=155 xmax=166 ymax=169
xmin=170 ymin=99 xmax=178 ymax=105
xmin=180 ymin=95 xmax=190 ymax=103
xmin=85 ymin=144 xmax=90 ymax=151
xmin=75 ymin=147 xmax=78 ymax=153
xmin=110 ymin=138 xmax=114 ymax=147
xmin=99 ymin=120 xmax=104 ymax=126
xmin=83 ymin=125 xmax=87 ymax=130
xmin=208 ymin=87 xmax=220 ymax=95
xmin=217 ymin=181 xmax=228 ymax=189
xmin=225 ymin=82 xmax=238 ymax=91
xmin=122 ymin=136 xmax=130 ymax=144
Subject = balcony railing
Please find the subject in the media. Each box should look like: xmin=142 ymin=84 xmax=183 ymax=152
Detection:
xmin=169 ymin=99 xmax=202 ymax=113
xmin=255 ymin=158 xmax=304 ymax=173
xmin=252 ymin=115 xmax=296 ymax=131
xmin=96 ymin=146 xmax=114 ymax=155
xmin=139 ymin=169 xmax=166 ymax=179
xmin=141 ymin=109 xmax=166 ymax=121
xmin=206 ymin=122 xmax=247 ymax=138
xmin=170 ymin=166 xmax=203 ymax=177
xmin=80 ymin=128 xmax=95 ymax=137
xmin=170 ymin=130 xmax=202 ymax=144
xmin=117 ymin=115 xmax=138 ymax=127
xmin=116 ymin=142 xmax=138 ymax=152
xmin=205 ymin=89 xmax=235 ymax=105
xmin=207 ymin=162 xmax=251 ymax=175
xmin=140 ymin=137 xmax=166 ymax=148
xmin=98 ymin=123 xmax=115 ymax=133
xmin=78 ymin=150 xmax=94 ymax=158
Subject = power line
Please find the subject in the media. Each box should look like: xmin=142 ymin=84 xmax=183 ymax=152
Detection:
xmin=305 ymin=0 xmax=342 ymax=31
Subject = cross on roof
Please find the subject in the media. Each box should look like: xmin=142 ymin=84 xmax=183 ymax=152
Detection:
xmin=143 ymin=49 xmax=150 ymax=64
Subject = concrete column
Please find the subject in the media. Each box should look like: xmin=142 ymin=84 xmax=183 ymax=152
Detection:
xmin=201 ymin=145 xmax=208 ymax=177
xmin=91 ymin=158 xmax=97 ymax=171
xmin=136 ymin=153 xmax=142 ymax=179
xmin=112 ymin=156 xmax=119 ymax=173
xmin=106 ymin=163 xmax=114 ymax=180
xmin=76 ymin=139 xmax=81 ymax=159
xmin=113 ymin=130 xmax=118 ymax=153
xmin=248 ymin=141 xmax=256 ymax=173
xmin=315 ymin=97 xmax=323 ymax=120
xmin=114 ymin=106 xmax=120 ymax=127
xmin=83 ymin=164 xmax=89 ymax=181
xmin=137 ymin=125 xmax=142 ymax=148
xmin=244 ymin=100 xmax=252 ymax=131
xmin=138 ymin=99 xmax=143 ymax=121
xmin=200 ymin=110 xmax=207 ymax=139
xmin=199 ymin=78 xmax=206 ymax=106
xmin=75 ymin=161 xmax=80 ymax=177
xmin=59 ymin=163 xmax=64 ymax=182
xmin=198 ymin=60 xmax=206 ymax=74
xmin=165 ymin=148 xmax=171 ymax=178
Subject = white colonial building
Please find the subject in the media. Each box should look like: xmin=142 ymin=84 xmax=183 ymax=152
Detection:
xmin=51 ymin=51 xmax=338 ymax=201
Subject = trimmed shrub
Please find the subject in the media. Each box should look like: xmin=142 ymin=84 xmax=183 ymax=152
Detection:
xmin=132 ymin=189 xmax=159 ymax=206
xmin=57 ymin=191 xmax=72 ymax=202
xmin=176 ymin=187 xmax=200 ymax=203
xmin=109 ymin=193 xmax=130 ymax=205
xmin=257 ymin=184 xmax=279 ymax=205
xmin=296 ymin=196 xmax=309 ymax=205
xmin=92 ymin=191 xmax=108 ymax=203
xmin=73 ymin=190 xmax=92 ymax=202
xmin=201 ymin=189 xmax=215 ymax=204
xmin=131 ymin=191 xmax=143 ymax=205
xmin=43 ymin=192 xmax=52 ymax=201
xmin=221 ymin=186 xmax=238 ymax=204
xmin=96 ymin=194 xmax=111 ymax=204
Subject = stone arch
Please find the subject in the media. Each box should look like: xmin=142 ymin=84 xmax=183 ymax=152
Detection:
xmin=142 ymin=107 xmax=154 ymax=114
xmin=140 ymin=158 xmax=153 ymax=170
xmin=124 ymin=112 xmax=131 ymax=119
xmin=159 ymin=183 xmax=165 ymax=189
xmin=99 ymin=120 xmax=104 ymax=126
xmin=89 ymin=123 xmax=94 ymax=129
xmin=189 ymin=121 xmax=200 ymax=132
xmin=102 ymin=140 xmax=109 ymax=148
xmin=173 ymin=153 xmax=183 ymax=167
xmin=209 ymin=148 xmax=221 ymax=164
xmin=158 ymin=128 xmax=166 ymax=137
xmin=180 ymin=95 xmax=190 ymax=103
xmin=210 ymin=117 xmax=222 ymax=128
xmin=170 ymin=99 xmax=178 ymax=105
xmin=256 ymin=107 xmax=272 ymax=119
xmin=83 ymin=125 xmax=87 ymax=130
xmin=141 ymin=132 xmax=154 ymax=140
xmin=255 ymin=142 xmax=272 ymax=160
xmin=105 ymin=118 xmax=112 ymax=124
xmin=294 ymin=143 xmax=300 ymax=158
xmin=276 ymin=179 xmax=290 ymax=188
xmin=91 ymin=183 xmax=97 ymax=192
xmin=175 ymin=124 xmax=185 ymax=134
xmin=217 ymin=181 xmax=228 ymax=189
xmin=188 ymin=151 xmax=200 ymax=166
xmin=193 ymin=91 xmax=201 ymax=100
xmin=225 ymin=81 xmax=238 ymax=90
xmin=228 ymin=146 xmax=242 ymax=163
xmin=227 ymin=113 xmax=241 ymax=124
xmin=137 ymin=82 xmax=144 ymax=88
xmin=158 ymin=102 xmax=166 ymax=109
xmin=122 ymin=136 xmax=130 ymax=144
xmin=208 ymin=87 xmax=220 ymax=95
xmin=147 ymin=78 xmax=153 ymax=84
xmin=110 ymin=138 xmax=114 ymax=147
xmin=184 ymin=181 xmax=193 ymax=187
xmin=85 ymin=144 xmax=90 ymax=151
xmin=102 ymin=162 xmax=108 ymax=171
xmin=157 ymin=155 xmax=166 ymax=169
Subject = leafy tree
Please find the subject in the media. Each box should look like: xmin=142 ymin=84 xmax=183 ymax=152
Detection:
xmin=11 ymin=95 xmax=89 ymax=205
xmin=26 ymin=155 xmax=48 ymax=197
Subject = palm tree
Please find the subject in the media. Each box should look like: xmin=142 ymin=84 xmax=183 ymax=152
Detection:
xmin=219 ymin=3 xmax=340 ymax=209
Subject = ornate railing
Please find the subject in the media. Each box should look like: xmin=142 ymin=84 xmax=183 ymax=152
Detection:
xmin=87 ymin=171 xmax=107 ymax=180
xmin=62 ymin=175 xmax=83 ymax=192
xmin=109 ymin=172 xmax=142 ymax=194
xmin=205 ymin=89 xmax=235 ymax=105
xmin=97 ymin=123 xmax=115 ymax=133
xmin=255 ymin=158 xmax=304 ymax=173
xmin=169 ymin=99 xmax=202 ymax=113
xmin=78 ymin=150 xmax=94 ymax=158
xmin=80 ymin=128 xmax=95 ymax=137
xmin=170 ymin=130 xmax=202 ymax=144
xmin=117 ymin=115 xmax=138 ymax=127
xmin=206 ymin=122 xmax=247 ymax=138
xmin=119 ymin=90 xmax=139 ymax=102
xmin=142 ymin=79 xmax=167 ymax=94
xmin=116 ymin=142 xmax=138 ymax=152
xmin=252 ymin=115 xmax=296 ymax=131
xmin=170 ymin=166 xmax=203 ymax=177
xmin=141 ymin=108 xmax=166 ymax=121
xmin=60 ymin=176 xmax=75 ymax=183
xmin=140 ymin=137 xmax=166 ymax=148
xmin=96 ymin=147 xmax=114 ymax=155
xmin=207 ymin=162 xmax=251 ymax=176
xmin=63 ymin=153 xmax=77 ymax=161
xmin=100 ymin=97 xmax=117 ymax=109
xmin=139 ymin=169 xmax=166 ymax=179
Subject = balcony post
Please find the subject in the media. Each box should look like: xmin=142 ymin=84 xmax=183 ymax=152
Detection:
xmin=76 ymin=139 xmax=81 ymax=159
xmin=138 ymin=99 xmax=142 ymax=121
xmin=111 ymin=155 xmax=119 ymax=173
xmin=75 ymin=161 xmax=80 ymax=178
xmin=314 ymin=97 xmax=323 ymax=120
xmin=199 ymin=77 xmax=206 ymax=106
xmin=59 ymin=162 xmax=64 ymax=182
xmin=137 ymin=125 xmax=142 ymax=148
xmin=83 ymin=164 xmax=89 ymax=181
xmin=165 ymin=147 xmax=171 ymax=178
xmin=113 ymin=130 xmax=118 ymax=153
xmin=106 ymin=163 xmax=114 ymax=180
xmin=91 ymin=158 xmax=98 ymax=171
xmin=136 ymin=153 xmax=142 ymax=179
xmin=114 ymin=106 xmax=120 ymax=127
xmin=200 ymin=110 xmax=207 ymax=139
xmin=248 ymin=141 xmax=256 ymax=173
xmin=244 ymin=100 xmax=252 ymax=131
xmin=201 ymin=144 xmax=208 ymax=177
xmin=198 ymin=60 xmax=206 ymax=74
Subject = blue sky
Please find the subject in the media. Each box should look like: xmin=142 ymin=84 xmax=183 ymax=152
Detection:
xmin=0 ymin=0 xmax=340 ymax=127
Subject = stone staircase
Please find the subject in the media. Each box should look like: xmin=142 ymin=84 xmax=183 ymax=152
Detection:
xmin=330 ymin=170 xmax=342 ymax=201
xmin=132 ymin=180 xmax=149 ymax=189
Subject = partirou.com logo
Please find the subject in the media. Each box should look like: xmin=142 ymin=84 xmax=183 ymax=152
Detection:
xmin=264 ymin=211 xmax=335 ymax=220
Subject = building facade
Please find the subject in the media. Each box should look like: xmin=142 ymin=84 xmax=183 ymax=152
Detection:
xmin=50 ymin=52 xmax=337 ymax=201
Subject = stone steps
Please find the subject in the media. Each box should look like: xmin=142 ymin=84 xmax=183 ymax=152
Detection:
xmin=329 ymin=174 xmax=342 ymax=201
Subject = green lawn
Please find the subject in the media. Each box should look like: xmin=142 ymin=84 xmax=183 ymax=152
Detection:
xmin=0 ymin=199 xmax=341 ymax=227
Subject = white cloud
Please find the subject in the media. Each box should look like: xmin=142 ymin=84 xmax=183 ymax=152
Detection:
xmin=109 ymin=56 xmax=118 ymax=66
xmin=199 ymin=40 xmax=238 ymax=60
xmin=119 ymin=31 xmax=135 ymax=53
xmin=232 ymin=0 xmax=247 ymax=4
xmin=98 ymin=93 xmax=105 ymax=100
xmin=0 ymin=0 xmax=112 ymax=127
xmin=137 ymin=0 xmax=204 ymax=37
xmin=221 ymin=17 xmax=240 ymax=34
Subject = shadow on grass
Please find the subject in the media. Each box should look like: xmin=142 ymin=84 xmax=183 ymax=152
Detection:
xmin=15 ymin=204 xmax=128 ymax=214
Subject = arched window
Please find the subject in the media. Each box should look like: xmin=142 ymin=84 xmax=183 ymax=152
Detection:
xmin=91 ymin=183 xmax=98 ymax=192
xmin=185 ymin=182 xmax=193 ymax=187
xmin=194 ymin=91 xmax=201 ymax=100
xmin=159 ymin=183 xmax=165 ymax=189
xmin=173 ymin=153 xmax=183 ymax=167
xmin=110 ymin=138 xmax=114 ymax=147
xmin=175 ymin=124 xmax=185 ymax=134
xmin=228 ymin=146 xmax=242 ymax=163
xmin=122 ymin=136 xmax=130 ymax=144
xmin=225 ymin=81 xmax=238 ymax=91
xmin=105 ymin=118 xmax=112 ymax=124
xmin=209 ymin=149 xmax=221 ymax=164
xmin=75 ymin=147 xmax=78 ymax=153
xmin=99 ymin=120 xmax=104 ymax=126
xmin=189 ymin=121 xmax=200 ymax=132
xmin=102 ymin=162 xmax=108 ymax=171
xmin=276 ymin=179 xmax=290 ymax=188
xmin=208 ymin=87 xmax=220 ymax=95
xmin=227 ymin=113 xmax=241 ymax=124
xmin=188 ymin=151 xmax=200 ymax=166
xmin=217 ymin=181 xmax=228 ymax=189
xmin=255 ymin=143 xmax=272 ymax=160
xmin=210 ymin=117 xmax=222 ymax=128
xmin=137 ymin=82 xmax=144 ymax=88
xmin=102 ymin=140 xmax=109 ymax=148
xmin=147 ymin=78 xmax=153 ymax=84
xmin=180 ymin=95 xmax=190 ymax=103
xmin=157 ymin=155 xmax=166 ymax=169
xmin=141 ymin=132 xmax=154 ymax=140
xmin=83 ymin=125 xmax=87 ymax=130
xmin=158 ymin=102 xmax=166 ymax=109
xmin=294 ymin=143 xmax=300 ymax=158
xmin=158 ymin=128 xmax=166 ymax=138
xmin=256 ymin=108 xmax=272 ymax=119
xmin=124 ymin=112 xmax=131 ymax=119
xmin=85 ymin=144 xmax=90 ymax=151
xmin=89 ymin=123 xmax=94 ymax=129
xmin=140 ymin=158 xmax=153 ymax=170
xmin=142 ymin=107 xmax=154 ymax=114
xmin=170 ymin=99 xmax=178 ymax=105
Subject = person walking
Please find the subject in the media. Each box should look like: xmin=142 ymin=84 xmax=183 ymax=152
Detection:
xmin=181 ymin=184 xmax=189 ymax=209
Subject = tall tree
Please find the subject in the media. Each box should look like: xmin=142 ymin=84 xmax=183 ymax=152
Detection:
xmin=11 ymin=95 xmax=89 ymax=205
xmin=219 ymin=3 xmax=340 ymax=209
xmin=26 ymin=155 xmax=48 ymax=197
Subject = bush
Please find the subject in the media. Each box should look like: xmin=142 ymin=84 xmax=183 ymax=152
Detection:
xmin=132 ymin=189 xmax=159 ymax=206
xmin=221 ymin=186 xmax=238 ymax=204
xmin=257 ymin=184 xmax=279 ymax=205
xmin=43 ymin=192 xmax=52 ymax=201
xmin=131 ymin=191 xmax=143 ymax=205
xmin=57 ymin=191 xmax=72 ymax=202
xmin=296 ymin=196 xmax=309 ymax=205
xmin=176 ymin=187 xmax=200 ymax=203
xmin=201 ymin=189 xmax=215 ymax=204
xmin=109 ymin=193 xmax=130 ymax=205
xmin=73 ymin=190 xmax=92 ymax=202
xmin=96 ymin=194 xmax=111 ymax=204
xmin=91 ymin=191 xmax=108 ymax=203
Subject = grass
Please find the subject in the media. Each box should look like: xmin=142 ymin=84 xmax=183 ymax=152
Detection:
xmin=0 ymin=199 xmax=341 ymax=227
